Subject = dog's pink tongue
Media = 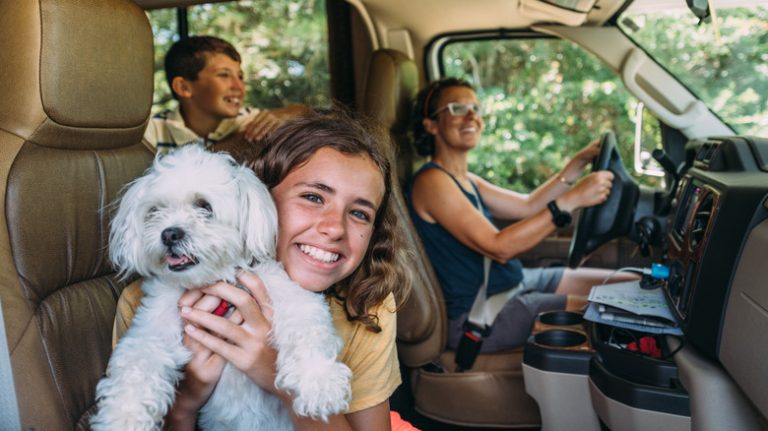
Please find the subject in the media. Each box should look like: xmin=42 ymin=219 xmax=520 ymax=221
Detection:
xmin=166 ymin=255 xmax=190 ymax=266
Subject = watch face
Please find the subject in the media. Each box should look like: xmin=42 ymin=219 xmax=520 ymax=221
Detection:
xmin=555 ymin=212 xmax=572 ymax=227
xmin=548 ymin=201 xmax=572 ymax=228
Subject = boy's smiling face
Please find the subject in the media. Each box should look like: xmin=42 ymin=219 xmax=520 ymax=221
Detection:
xmin=183 ymin=52 xmax=245 ymax=122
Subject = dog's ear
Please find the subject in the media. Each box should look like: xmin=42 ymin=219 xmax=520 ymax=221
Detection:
xmin=234 ymin=165 xmax=278 ymax=262
xmin=108 ymin=173 xmax=151 ymax=278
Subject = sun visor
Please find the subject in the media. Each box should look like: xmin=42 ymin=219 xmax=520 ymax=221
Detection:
xmin=518 ymin=0 xmax=598 ymax=26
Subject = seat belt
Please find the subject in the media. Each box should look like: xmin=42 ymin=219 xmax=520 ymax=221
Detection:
xmin=0 ymin=299 xmax=23 ymax=430
xmin=454 ymin=186 xmax=524 ymax=372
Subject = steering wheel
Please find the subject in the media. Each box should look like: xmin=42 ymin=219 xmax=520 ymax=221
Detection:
xmin=568 ymin=131 xmax=640 ymax=268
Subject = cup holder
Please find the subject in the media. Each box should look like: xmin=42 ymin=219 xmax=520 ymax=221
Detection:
xmin=538 ymin=310 xmax=584 ymax=326
xmin=534 ymin=329 xmax=587 ymax=348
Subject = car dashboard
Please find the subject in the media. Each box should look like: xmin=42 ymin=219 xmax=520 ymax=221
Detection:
xmin=665 ymin=136 xmax=768 ymax=360
xmin=665 ymin=135 xmax=768 ymax=427
xmin=522 ymin=135 xmax=768 ymax=430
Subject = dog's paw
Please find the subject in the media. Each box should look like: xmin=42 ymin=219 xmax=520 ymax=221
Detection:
xmin=289 ymin=360 xmax=352 ymax=421
xmin=90 ymin=406 xmax=163 ymax=431
xmin=91 ymin=379 xmax=170 ymax=431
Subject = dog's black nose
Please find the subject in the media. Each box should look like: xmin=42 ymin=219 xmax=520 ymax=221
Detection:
xmin=161 ymin=227 xmax=185 ymax=246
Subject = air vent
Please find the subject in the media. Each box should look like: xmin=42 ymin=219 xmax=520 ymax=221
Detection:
xmin=695 ymin=142 xmax=719 ymax=165
xmin=690 ymin=193 xmax=714 ymax=251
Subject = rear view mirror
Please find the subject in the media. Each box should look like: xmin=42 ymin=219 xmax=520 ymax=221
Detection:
xmin=687 ymin=0 xmax=711 ymax=23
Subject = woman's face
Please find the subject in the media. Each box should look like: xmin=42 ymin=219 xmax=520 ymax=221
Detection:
xmin=427 ymin=85 xmax=484 ymax=152
xmin=270 ymin=147 xmax=386 ymax=292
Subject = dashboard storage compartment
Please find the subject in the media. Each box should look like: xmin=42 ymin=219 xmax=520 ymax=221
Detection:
xmin=523 ymin=311 xmax=600 ymax=431
xmin=588 ymin=322 xmax=690 ymax=431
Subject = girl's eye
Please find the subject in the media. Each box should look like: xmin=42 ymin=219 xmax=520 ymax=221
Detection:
xmin=351 ymin=209 xmax=371 ymax=222
xmin=301 ymin=193 xmax=323 ymax=204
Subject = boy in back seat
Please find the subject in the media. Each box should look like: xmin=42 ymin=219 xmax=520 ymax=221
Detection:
xmin=144 ymin=35 xmax=307 ymax=156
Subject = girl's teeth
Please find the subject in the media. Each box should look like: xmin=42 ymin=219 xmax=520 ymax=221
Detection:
xmin=299 ymin=244 xmax=340 ymax=263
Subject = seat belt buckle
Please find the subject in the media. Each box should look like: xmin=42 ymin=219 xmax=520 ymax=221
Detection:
xmin=455 ymin=321 xmax=490 ymax=372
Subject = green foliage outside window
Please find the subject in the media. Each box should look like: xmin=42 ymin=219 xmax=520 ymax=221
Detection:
xmin=620 ymin=6 xmax=768 ymax=137
xmin=146 ymin=0 xmax=330 ymax=114
xmin=443 ymin=38 xmax=660 ymax=192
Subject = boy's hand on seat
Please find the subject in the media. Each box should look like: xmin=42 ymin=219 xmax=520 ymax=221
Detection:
xmin=243 ymin=111 xmax=283 ymax=143
xmin=242 ymin=104 xmax=308 ymax=143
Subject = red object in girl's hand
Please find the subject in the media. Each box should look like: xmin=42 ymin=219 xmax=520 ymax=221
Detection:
xmin=212 ymin=299 xmax=232 ymax=317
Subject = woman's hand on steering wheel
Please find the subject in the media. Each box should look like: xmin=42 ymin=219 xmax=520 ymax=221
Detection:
xmin=562 ymin=140 xmax=602 ymax=180
xmin=559 ymin=170 xmax=615 ymax=212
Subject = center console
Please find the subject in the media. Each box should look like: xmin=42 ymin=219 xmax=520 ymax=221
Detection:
xmin=523 ymin=136 xmax=768 ymax=430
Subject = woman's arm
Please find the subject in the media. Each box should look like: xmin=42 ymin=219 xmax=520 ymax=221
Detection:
xmin=411 ymin=167 xmax=614 ymax=262
xmin=474 ymin=140 xmax=601 ymax=220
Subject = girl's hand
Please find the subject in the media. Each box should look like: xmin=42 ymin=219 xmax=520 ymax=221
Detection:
xmin=168 ymin=287 xmax=235 ymax=427
xmin=179 ymin=271 xmax=280 ymax=394
xmin=558 ymin=170 xmax=614 ymax=212
xmin=174 ymin=289 xmax=236 ymax=416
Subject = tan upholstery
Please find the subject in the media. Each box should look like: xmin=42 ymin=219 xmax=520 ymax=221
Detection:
xmin=0 ymin=1 xmax=154 ymax=429
xmin=362 ymin=48 xmax=422 ymax=183
xmin=361 ymin=49 xmax=541 ymax=427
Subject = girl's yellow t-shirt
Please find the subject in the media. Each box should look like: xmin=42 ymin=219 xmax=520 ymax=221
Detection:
xmin=112 ymin=281 xmax=401 ymax=414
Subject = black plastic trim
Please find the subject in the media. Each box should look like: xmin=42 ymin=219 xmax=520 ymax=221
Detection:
xmin=590 ymin=356 xmax=690 ymax=416
xmin=588 ymin=322 xmax=681 ymax=388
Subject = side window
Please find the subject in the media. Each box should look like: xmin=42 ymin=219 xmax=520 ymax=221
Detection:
xmin=441 ymin=37 xmax=663 ymax=190
xmin=146 ymin=0 xmax=330 ymax=114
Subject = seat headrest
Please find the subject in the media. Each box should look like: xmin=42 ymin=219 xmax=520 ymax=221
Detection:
xmin=0 ymin=0 xmax=153 ymax=150
xmin=362 ymin=49 xmax=418 ymax=134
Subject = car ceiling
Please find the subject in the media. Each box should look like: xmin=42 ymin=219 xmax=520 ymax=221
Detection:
xmin=133 ymin=0 xmax=631 ymax=34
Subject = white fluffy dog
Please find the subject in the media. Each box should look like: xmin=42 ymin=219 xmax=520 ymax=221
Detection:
xmin=91 ymin=145 xmax=352 ymax=430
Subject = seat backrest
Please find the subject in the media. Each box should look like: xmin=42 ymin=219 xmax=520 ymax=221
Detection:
xmin=0 ymin=1 xmax=154 ymax=429
xmin=362 ymin=48 xmax=424 ymax=184
xmin=361 ymin=49 xmax=446 ymax=367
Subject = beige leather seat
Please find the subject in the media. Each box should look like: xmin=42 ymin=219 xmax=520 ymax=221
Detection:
xmin=361 ymin=48 xmax=421 ymax=183
xmin=0 ymin=1 xmax=154 ymax=429
xmin=362 ymin=49 xmax=542 ymax=428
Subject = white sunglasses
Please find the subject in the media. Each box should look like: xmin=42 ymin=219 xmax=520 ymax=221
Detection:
xmin=431 ymin=102 xmax=483 ymax=117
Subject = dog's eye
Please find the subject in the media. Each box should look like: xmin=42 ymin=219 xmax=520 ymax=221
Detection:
xmin=146 ymin=206 xmax=158 ymax=219
xmin=195 ymin=199 xmax=213 ymax=215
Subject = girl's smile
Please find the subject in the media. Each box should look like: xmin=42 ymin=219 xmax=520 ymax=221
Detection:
xmin=270 ymin=147 xmax=385 ymax=292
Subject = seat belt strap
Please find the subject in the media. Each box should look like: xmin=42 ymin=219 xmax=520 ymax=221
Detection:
xmin=466 ymin=184 xmax=523 ymax=329
xmin=455 ymin=184 xmax=523 ymax=371
xmin=467 ymin=256 xmax=492 ymax=327
xmin=0 ymin=299 xmax=23 ymax=430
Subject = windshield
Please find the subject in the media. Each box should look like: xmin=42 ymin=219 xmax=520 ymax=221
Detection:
xmin=619 ymin=0 xmax=767 ymax=136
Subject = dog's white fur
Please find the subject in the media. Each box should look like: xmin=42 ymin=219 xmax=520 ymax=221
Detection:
xmin=91 ymin=145 xmax=352 ymax=431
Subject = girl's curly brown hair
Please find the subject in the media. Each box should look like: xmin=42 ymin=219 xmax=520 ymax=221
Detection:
xmin=245 ymin=107 xmax=412 ymax=332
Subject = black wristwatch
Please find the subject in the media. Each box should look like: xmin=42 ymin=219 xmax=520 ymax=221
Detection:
xmin=547 ymin=200 xmax=572 ymax=228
